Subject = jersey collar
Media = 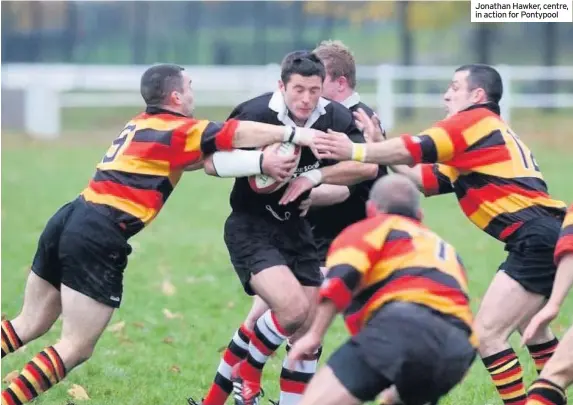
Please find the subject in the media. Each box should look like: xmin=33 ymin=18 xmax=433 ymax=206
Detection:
xmin=340 ymin=92 xmax=361 ymax=109
xmin=145 ymin=106 xmax=187 ymax=117
xmin=461 ymin=102 xmax=500 ymax=116
xmin=268 ymin=90 xmax=330 ymax=128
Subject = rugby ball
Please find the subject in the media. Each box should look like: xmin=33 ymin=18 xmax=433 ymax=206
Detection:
xmin=248 ymin=142 xmax=302 ymax=194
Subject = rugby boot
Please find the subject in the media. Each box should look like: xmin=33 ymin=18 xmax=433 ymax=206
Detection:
xmin=187 ymin=397 xmax=203 ymax=405
xmin=231 ymin=362 xmax=263 ymax=405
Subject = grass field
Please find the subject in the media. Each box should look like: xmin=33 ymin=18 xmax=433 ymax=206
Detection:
xmin=2 ymin=107 xmax=573 ymax=405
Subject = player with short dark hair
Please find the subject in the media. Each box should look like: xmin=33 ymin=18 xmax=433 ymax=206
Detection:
xmin=455 ymin=63 xmax=502 ymax=106
xmin=288 ymin=174 xmax=477 ymax=405
xmin=0 ymin=63 xmax=322 ymax=405
xmin=190 ymin=51 xmax=377 ymax=405
xmin=314 ymin=63 xmax=567 ymax=405
xmin=522 ymin=204 xmax=573 ymax=405
xmin=189 ymin=41 xmax=384 ymax=405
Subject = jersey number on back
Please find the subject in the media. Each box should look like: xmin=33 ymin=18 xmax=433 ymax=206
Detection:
xmin=506 ymin=128 xmax=540 ymax=172
xmin=102 ymin=124 xmax=136 ymax=163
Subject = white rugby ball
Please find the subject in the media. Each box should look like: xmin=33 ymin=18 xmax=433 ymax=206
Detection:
xmin=248 ymin=142 xmax=302 ymax=194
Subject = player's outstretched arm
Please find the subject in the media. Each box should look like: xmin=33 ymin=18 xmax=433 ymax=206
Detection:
xmin=315 ymin=132 xmax=415 ymax=166
xmin=308 ymin=185 xmax=351 ymax=206
xmin=522 ymin=254 xmax=573 ymax=344
xmin=389 ymin=165 xmax=423 ymax=188
xmin=203 ymin=148 xmax=296 ymax=182
xmin=315 ymin=114 xmax=467 ymax=168
xmin=546 ymin=255 xmax=573 ymax=312
xmin=176 ymin=118 xmax=322 ymax=170
xmin=232 ymin=121 xmax=320 ymax=150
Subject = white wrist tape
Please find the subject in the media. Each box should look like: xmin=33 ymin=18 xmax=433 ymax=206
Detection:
xmin=283 ymin=126 xmax=307 ymax=145
xmin=301 ymin=169 xmax=323 ymax=186
xmin=211 ymin=150 xmax=263 ymax=177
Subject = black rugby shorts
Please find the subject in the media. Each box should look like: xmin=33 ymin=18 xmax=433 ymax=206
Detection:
xmin=31 ymin=197 xmax=132 ymax=308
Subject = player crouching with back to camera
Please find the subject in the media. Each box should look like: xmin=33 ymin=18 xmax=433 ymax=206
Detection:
xmin=521 ymin=204 xmax=573 ymax=405
xmin=288 ymin=174 xmax=477 ymax=405
xmin=189 ymin=50 xmax=377 ymax=405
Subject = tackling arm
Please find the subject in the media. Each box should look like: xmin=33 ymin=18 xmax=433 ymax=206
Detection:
xmin=232 ymin=121 xmax=311 ymax=149
xmin=549 ymin=211 xmax=573 ymax=309
xmin=546 ymin=255 xmax=573 ymax=310
xmin=319 ymin=161 xmax=378 ymax=185
xmin=344 ymin=115 xmax=467 ymax=168
xmin=309 ymin=185 xmax=351 ymax=206
xmin=309 ymin=108 xmax=379 ymax=186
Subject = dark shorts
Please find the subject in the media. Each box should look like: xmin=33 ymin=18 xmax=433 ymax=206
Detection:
xmin=224 ymin=211 xmax=323 ymax=295
xmin=314 ymin=237 xmax=332 ymax=267
xmin=499 ymin=215 xmax=564 ymax=298
xmin=327 ymin=302 xmax=476 ymax=405
xmin=31 ymin=197 xmax=132 ymax=308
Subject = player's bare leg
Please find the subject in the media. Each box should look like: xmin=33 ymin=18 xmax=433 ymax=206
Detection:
xmin=476 ymin=272 xmax=554 ymax=405
xmin=377 ymin=386 xmax=403 ymax=405
xmin=296 ymin=366 xmax=361 ymax=405
xmin=1 ymin=284 xmax=114 ymax=405
xmin=2 ymin=272 xmax=61 ymax=358
xmin=515 ymin=311 xmax=559 ymax=375
xmin=232 ymin=265 xmax=311 ymax=405
xmin=196 ymin=268 xmax=327 ymax=405
xmin=525 ymin=326 xmax=572 ymax=405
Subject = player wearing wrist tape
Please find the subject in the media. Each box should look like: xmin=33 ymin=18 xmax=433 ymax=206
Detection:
xmin=314 ymin=63 xmax=568 ymax=405
xmin=0 ymin=63 xmax=320 ymax=405
xmin=189 ymin=50 xmax=371 ymax=405
xmin=190 ymin=41 xmax=384 ymax=405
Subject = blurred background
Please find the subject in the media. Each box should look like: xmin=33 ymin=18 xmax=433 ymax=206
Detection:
xmin=2 ymin=1 xmax=573 ymax=66
xmin=2 ymin=0 xmax=573 ymax=140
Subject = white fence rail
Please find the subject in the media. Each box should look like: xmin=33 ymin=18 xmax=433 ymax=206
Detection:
xmin=2 ymin=64 xmax=573 ymax=139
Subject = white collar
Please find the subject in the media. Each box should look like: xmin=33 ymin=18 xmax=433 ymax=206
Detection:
xmin=268 ymin=90 xmax=330 ymax=128
xmin=340 ymin=92 xmax=361 ymax=109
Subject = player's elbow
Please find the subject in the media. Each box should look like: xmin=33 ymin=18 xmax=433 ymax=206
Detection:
xmin=363 ymin=163 xmax=379 ymax=180
xmin=203 ymin=155 xmax=219 ymax=176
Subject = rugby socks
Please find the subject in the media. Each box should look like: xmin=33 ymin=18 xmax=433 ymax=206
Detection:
xmin=1 ymin=321 xmax=23 ymax=358
xmin=278 ymin=343 xmax=322 ymax=405
xmin=482 ymin=348 xmax=527 ymax=404
xmin=526 ymin=338 xmax=559 ymax=373
xmin=203 ymin=324 xmax=252 ymax=405
xmin=525 ymin=378 xmax=567 ymax=405
xmin=1 ymin=346 xmax=67 ymax=405
xmin=239 ymin=310 xmax=287 ymax=385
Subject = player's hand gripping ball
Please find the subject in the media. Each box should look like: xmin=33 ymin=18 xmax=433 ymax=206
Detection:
xmin=248 ymin=142 xmax=302 ymax=194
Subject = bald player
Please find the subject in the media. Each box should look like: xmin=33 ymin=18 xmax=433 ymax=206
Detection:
xmin=288 ymin=174 xmax=477 ymax=405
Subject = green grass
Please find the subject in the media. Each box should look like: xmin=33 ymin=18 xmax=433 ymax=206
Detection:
xmin=2 ymin=112 xmax=573 ymax=405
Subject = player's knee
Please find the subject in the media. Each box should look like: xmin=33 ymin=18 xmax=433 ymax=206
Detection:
xmin=276 ymin=296 xmax=310 ymax=335
xmin=59 ymin=338 xmax=98 ymax=366
xmin=11 ymin=313 xmax=54 ymax=342
xmin=475 ymin=315 xmax=510 ymax=353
